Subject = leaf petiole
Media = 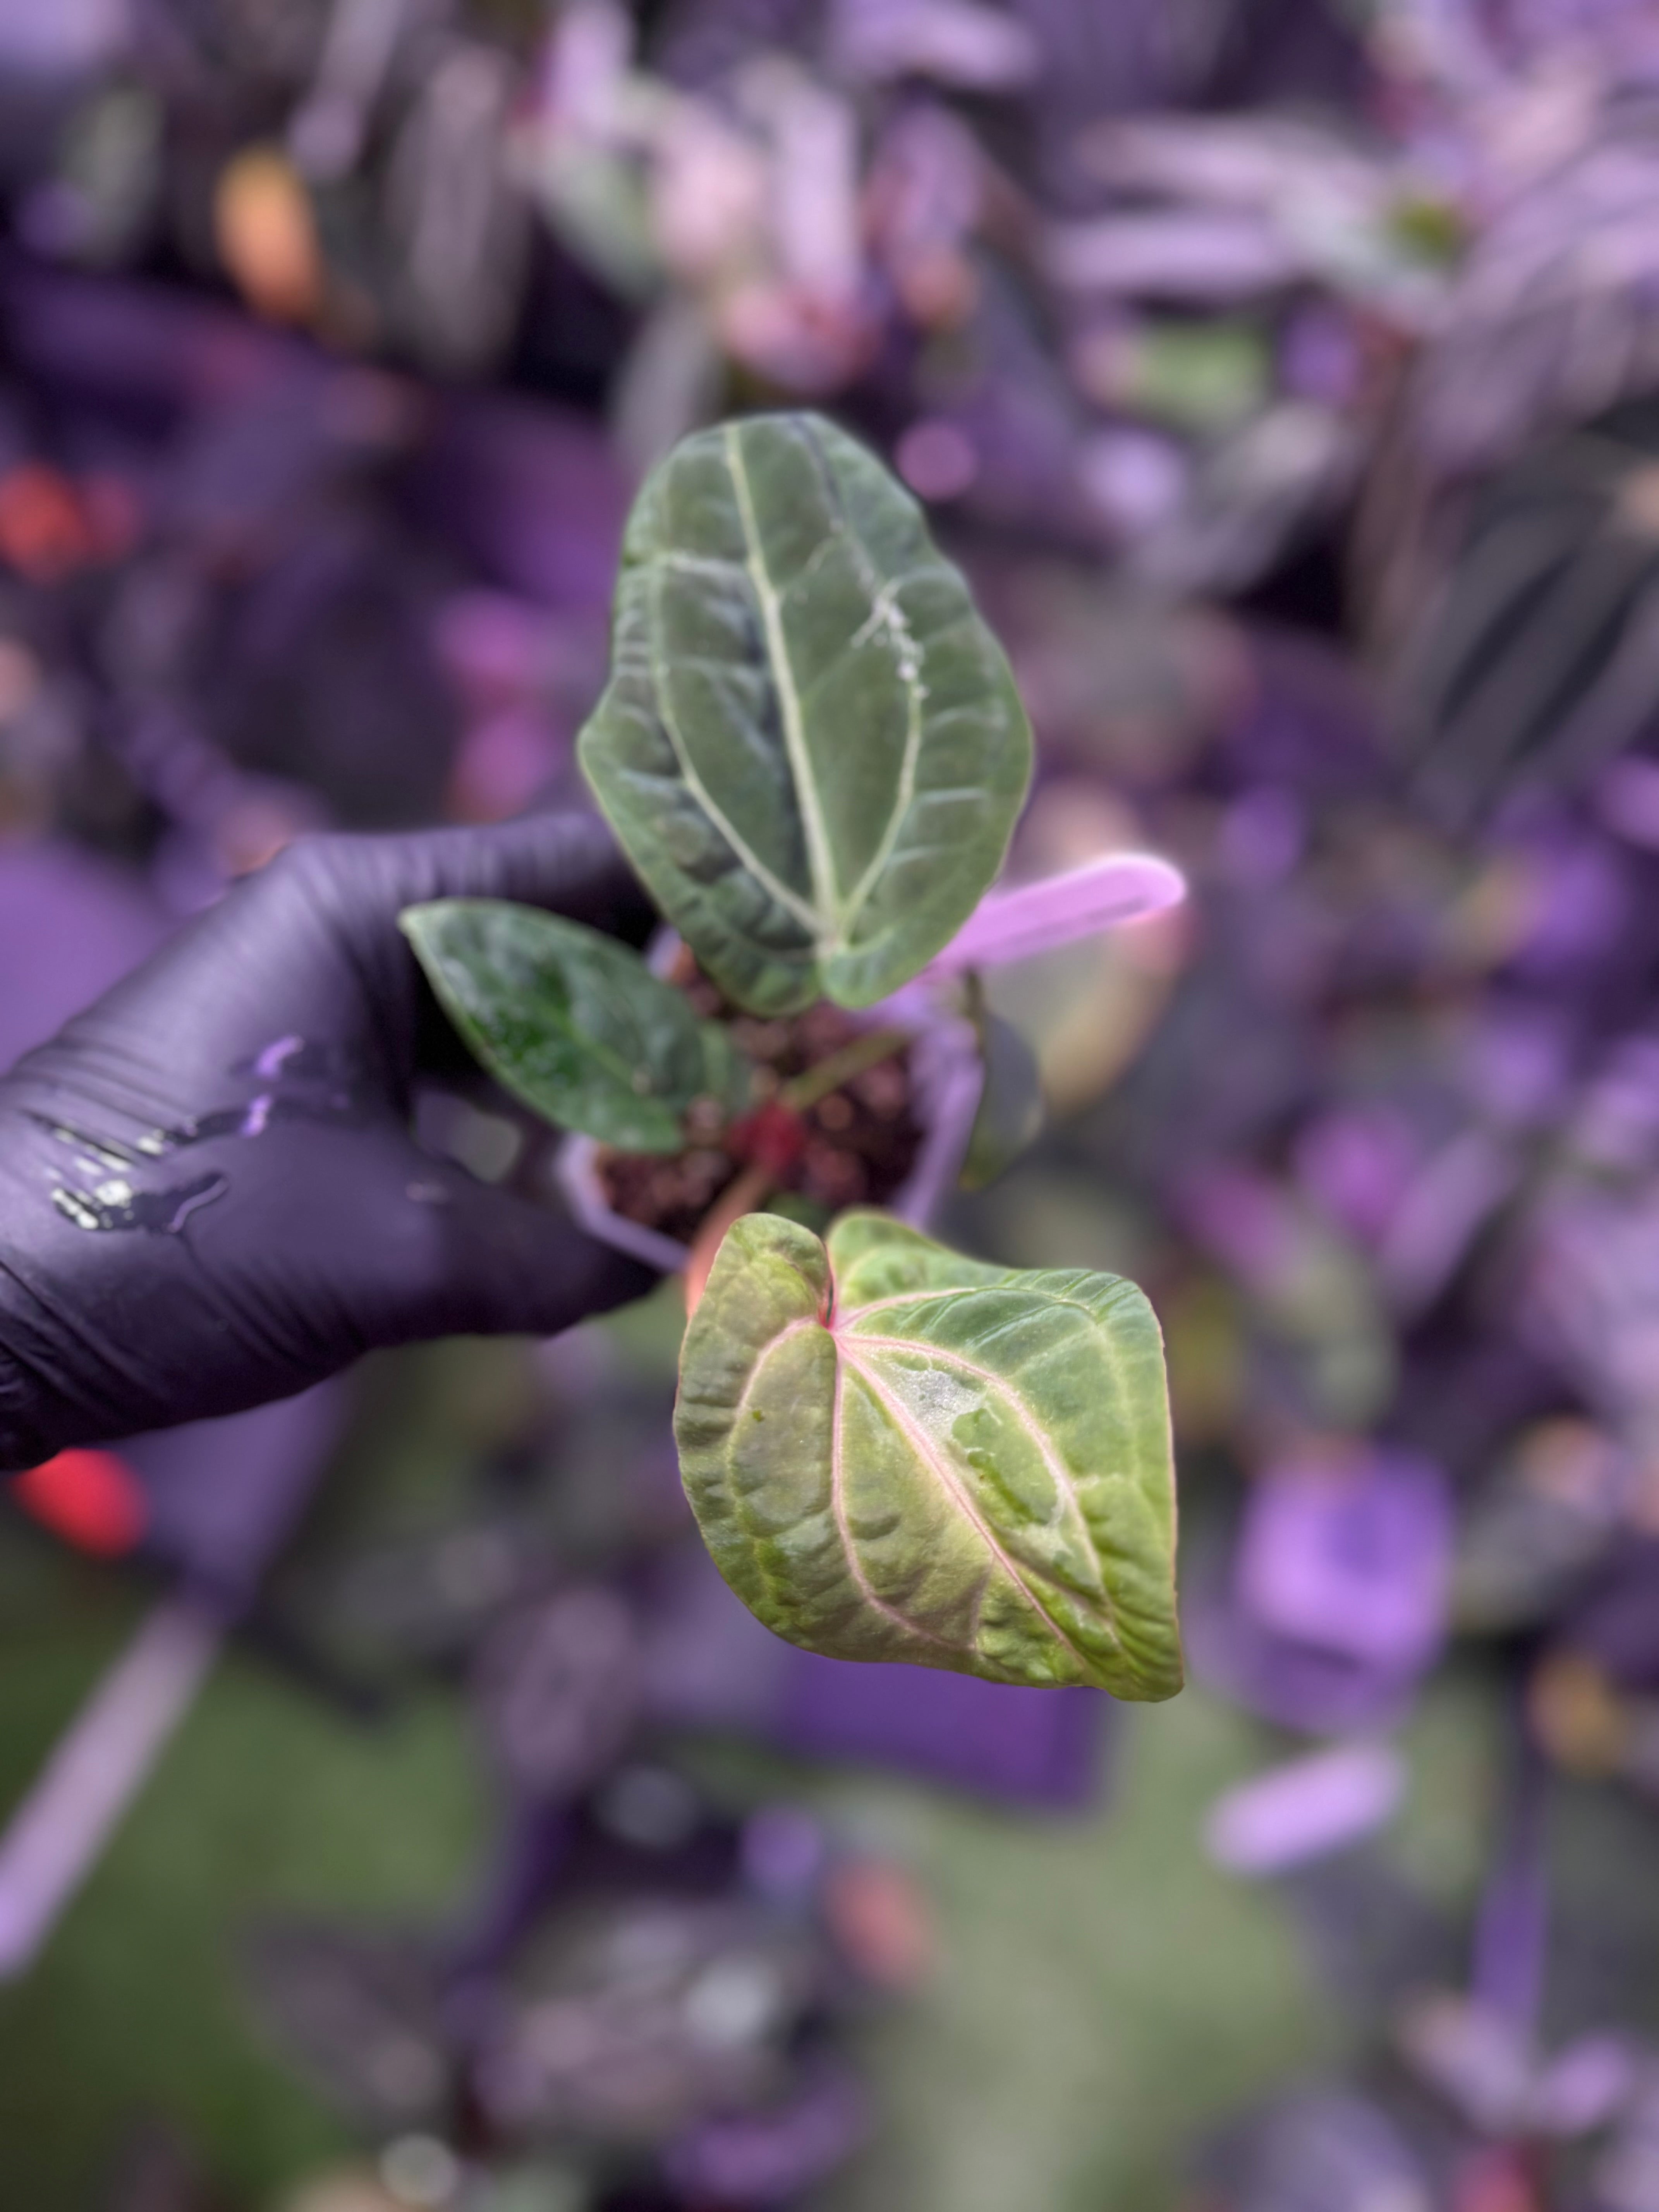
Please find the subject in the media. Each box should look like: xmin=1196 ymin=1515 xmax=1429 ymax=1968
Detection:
xmin=777 ymin=1025 xmax=912 ymax=1115
xmin=684 ymin=1161 xmax=775 ymax=1320
xmin=686 ymin=1028 xmax=915 ymax=1312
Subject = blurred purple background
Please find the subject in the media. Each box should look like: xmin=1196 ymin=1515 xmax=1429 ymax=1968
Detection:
xmin=9 ymin=3 xmax=1659 ymax=2210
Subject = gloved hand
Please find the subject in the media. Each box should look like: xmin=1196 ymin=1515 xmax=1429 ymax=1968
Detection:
xmin=0 ymin=816 xmax=658 ymax=1474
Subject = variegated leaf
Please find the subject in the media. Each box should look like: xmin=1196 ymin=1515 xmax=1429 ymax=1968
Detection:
xmin=401 ymin=898 xmax=746 ymax=1154
xmin=675 ymin=1209 xmax=1182 ymax=1698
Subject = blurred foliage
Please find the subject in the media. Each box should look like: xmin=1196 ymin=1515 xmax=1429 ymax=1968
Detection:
xmin=12 ymin=0 xmax=1659 ymax=2208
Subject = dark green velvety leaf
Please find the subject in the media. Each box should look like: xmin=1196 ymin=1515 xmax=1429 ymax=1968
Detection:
xmin=400 ymin=898 xmax=746 ymax=1154
xmin=674 ymin=1209 xmax=1182 ymax=1699
xmin=577 ymin=412 xmax=1033 ymax=1015
xmin=958 ymin=1010 xmax=1046 ymax=1192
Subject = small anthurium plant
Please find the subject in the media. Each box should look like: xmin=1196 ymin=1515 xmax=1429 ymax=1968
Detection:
xmin=402 ymin=412 xmax=1187 ymax=1700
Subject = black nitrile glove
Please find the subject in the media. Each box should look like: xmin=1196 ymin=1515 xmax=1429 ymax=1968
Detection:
xmin=0 ymin=816 xmax=658 ymax=1474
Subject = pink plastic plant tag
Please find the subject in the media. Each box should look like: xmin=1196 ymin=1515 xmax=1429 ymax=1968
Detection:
xmin=923 ymin=851 xmax=1185 ymax=978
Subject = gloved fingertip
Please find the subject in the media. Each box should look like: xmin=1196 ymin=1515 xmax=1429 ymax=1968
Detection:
xmin=543 ymin=1239 xmax=661 ymax=1330
xmin=428 ymin=1175 xmax=663 ymax=1340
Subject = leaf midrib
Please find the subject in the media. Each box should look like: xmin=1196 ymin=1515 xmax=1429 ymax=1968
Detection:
xmin=847 ymin=1329 xmax=1115 ymax=1618
xmin=641 ymin=555 xmax=822 ymax=941
xmin=724 ymin=421 xmax=842 ymax=945
xmin=836 ymin=1338 xmax=1100 ymax=1677
xmin=829 ymin=1346 xmax=965 ymax=1656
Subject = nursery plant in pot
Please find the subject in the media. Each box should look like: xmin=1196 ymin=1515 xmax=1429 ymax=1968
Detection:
xmin=404 ymin=412 xmax=1187 ymax=1700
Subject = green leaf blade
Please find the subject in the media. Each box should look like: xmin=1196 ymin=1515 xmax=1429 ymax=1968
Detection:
xmin=400 ymin=898 xmax=745 ymax=1154
xmin=579 ymin=413 xmax=1033 ymax=1014
xmin=674 ymin=1211 xmax=1183 ymax=1699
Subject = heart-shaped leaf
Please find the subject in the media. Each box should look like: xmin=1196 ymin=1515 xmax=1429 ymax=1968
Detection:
xmin=578 ymin=412 xmax=1033 ymax=1015
xmin=401 ymin=898 xmax=746 ymax=1154
xmin=675 ymin=1209 xmax=1182 ymax=1698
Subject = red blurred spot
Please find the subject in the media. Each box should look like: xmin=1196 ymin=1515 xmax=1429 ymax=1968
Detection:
xmin=0 ymin=464 xmax=98 ymax=584
xmin=1452 ymin=2147 xmax=1543 ymax=2212
xmin=79 ymin=472 xmax=144 ymax=562
xmin=728 ymin=1100 xmax=808 ymax=1177
xmin=11 ymin=1449 xmax=148 ymax=1557
xmin=821 ymin=1857 xmax=935 ymax=1992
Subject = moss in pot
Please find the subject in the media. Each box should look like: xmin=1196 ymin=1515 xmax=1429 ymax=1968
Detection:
xmin=403 ymin=412 xmax=1190 ymax=1702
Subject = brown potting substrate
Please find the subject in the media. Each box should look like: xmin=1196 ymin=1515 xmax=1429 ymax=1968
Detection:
xmin=593 ymin=952 xmax=923 ymax=1246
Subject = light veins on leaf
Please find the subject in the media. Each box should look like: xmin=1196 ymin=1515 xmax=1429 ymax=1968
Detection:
xmin=724 ymin=421 xmax=841 ymax=936
xmin=675 ymin=1213 xmax=1181 ymax=1698
xmin=644 ymin=555 xmax=822 ymax=937
xmin=830 ymin=1346 xmax=967 ymax=1654
xmin=837 ymin=1340 xmax=1099 ymax=1675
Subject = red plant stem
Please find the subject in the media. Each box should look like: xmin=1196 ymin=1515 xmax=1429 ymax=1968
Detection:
xmin=684 ymin=1027 xmax=912 ymax=1317
xmin=684 ymin=1160 xmax=774 ymax=1320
